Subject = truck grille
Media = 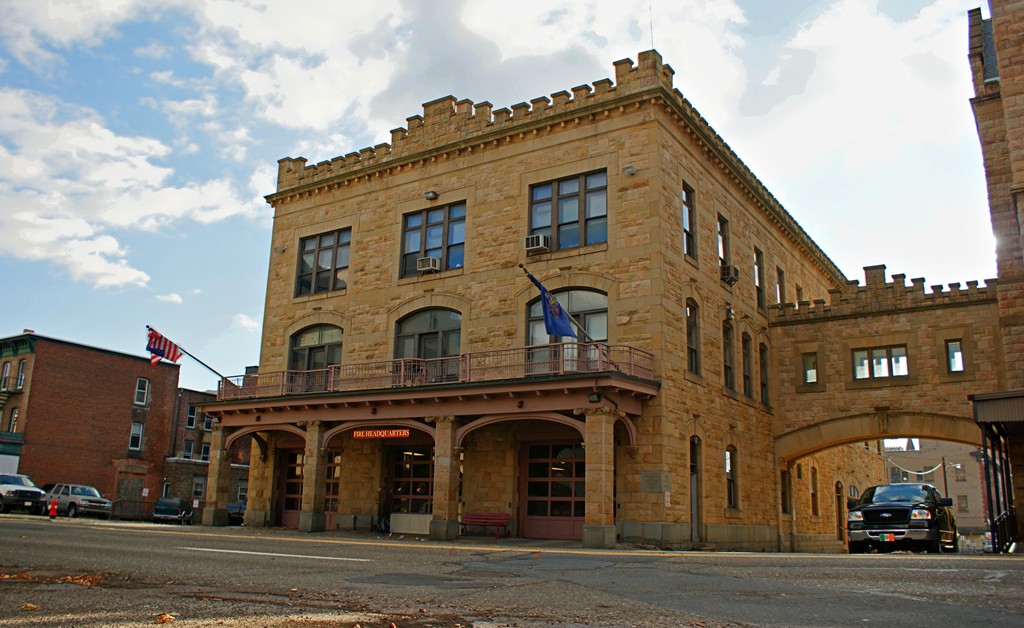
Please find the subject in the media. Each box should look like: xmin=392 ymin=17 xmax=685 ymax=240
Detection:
xmin=863 ymin=508 xmax=911 ymax=525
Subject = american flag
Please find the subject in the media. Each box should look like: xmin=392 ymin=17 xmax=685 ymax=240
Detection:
xmin=147 ymin=327 xmax=183 ymax=365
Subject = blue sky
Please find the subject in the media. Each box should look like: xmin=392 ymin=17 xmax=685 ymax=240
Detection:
xmin=0 ymin=0 xmax=993 ymax=392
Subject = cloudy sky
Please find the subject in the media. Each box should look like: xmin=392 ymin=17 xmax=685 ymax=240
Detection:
xmin=0 ymin=0 xmax=994 ymax=391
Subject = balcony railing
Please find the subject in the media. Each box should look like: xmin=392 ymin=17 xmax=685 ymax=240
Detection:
xmin=217 ymin=342 xmax=655 ymax=401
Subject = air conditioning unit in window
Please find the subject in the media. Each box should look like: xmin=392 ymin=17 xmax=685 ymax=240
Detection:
xmin=416 ymin=256 xmax=441 ymax=273
xmin=720 ymin=264 xmax=740 ymax=286
xmin=524 ymin=234 xmax=550 ymax=253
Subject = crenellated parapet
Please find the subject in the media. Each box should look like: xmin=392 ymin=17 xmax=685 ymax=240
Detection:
xmin=268 ymin=49 xmax=846 ymax=286
xmin=769 ymin=264 xmax=998 ymax=326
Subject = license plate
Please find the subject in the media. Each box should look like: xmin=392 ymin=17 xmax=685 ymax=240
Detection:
xmin=880 ymin=533 xmax=895 ymax=542
xmin=23 ymin=501 xmax=32 ymax=507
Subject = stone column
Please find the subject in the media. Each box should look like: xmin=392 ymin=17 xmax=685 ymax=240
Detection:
xmin=583 ymin=408 xmax=617 ymax=548
xmin=299 ymin=421 xmax=327 ymax=533
xmin=202 ymin=426 xmax=231 ymax=526
xmin=428 ymin=415 xmax=461 ymax=541
xmin=246 ymin=432 xmax=274 ymax=527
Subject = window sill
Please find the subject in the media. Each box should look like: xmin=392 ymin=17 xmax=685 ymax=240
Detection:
xmin=725 ymin=507 xmax=742 ymax=519
xmin=683 ymin=370 xmax=704 ymax=386
xmin=722 ymin=387 xmax=739 ymax=400
xmin=797 ymin=382 xmax=826 ymax=394
xmin=293 ymin=288 xmax=347 ymax=303
xmin=398 ymin=267 xmax=465 ymax=285
xmin=847 ymin=376 xmax=916 ymax=391
xmin=526 ymin=241 xmax=608 ymax=261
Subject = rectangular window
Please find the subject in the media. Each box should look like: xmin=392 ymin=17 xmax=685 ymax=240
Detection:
xmin=722 ymin=322 xmax=735 ymax=391
xmin=742 ymin=334 xmax=753 ymax=398
xmin=296 ymin=228 xmax=351 ymax=296
xmin=802 ymin=353 xmax=818 ymax=384
xmin=796 ymin=284 xmax=804 ymax=307
xmin=186 ymin=404 xmax=197 ymax=429
xmin=754 ymin=247 xmax=765 ymax=310
xmin=0 ymin=362 xmax=9 ymax=391
xmin=955 ymin=466 xmax=967 ymax=482
xmin=530 ymin=171 xmax=607 ymax=252
xmin=921 ymin=466 xmax=935 ymax=482
xmin=134 ymin=378 xmax=149 ymax=406
xmin=129 ymin=422 xmax=144 ymax=450
xmin=237 ymin=480 xmax=248 ymax=503
xmin=183 ymin=440 xmax=194 ymax=460
xmin=401 ymin=202 xmax=466 ymax=277
xmin=759 ymin=343 xmax=770 ymax=405
xmin=203 ymin=414 xmax=213 ymax=431
xmin=717 ymin=215 xmax=730 ymax=267
xmin=889 ymin=466 xmax=902 ymax=483
xmin=780 ymin=470 xmax=790 ymax=515
xmin=946 ymin=339 xmax=964 ymax=373
xmin=956 ymin=495 xmax=969 ymax=512
xmin=15 ymin=361 xmax=25 ymax=389
xmin=200 ymin=442 xmax=211 ymax=462
xmin=725 ymin=447 xmax=738 ymax=508
xmin=192 ymin=476 xmax=206 ymax=499
xmin=776 ymin=267 xmax=786 ymax=305
xmin=853 ymin=346 xmax=908 ymax=380
xmin=682 ymin=183 xmax=696 ymax=259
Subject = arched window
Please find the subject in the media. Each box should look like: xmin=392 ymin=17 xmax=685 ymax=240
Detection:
xmin=686 ymin=299 xmax=700 ymax=374
xmin=811 ymin=467 xmax=820 ymax=516
xmin=396 ymin=309 xmax=461 ymax=359
xmin=289 ymin=325 xmax=343 ymax=371
xmin=725 ymin=445 xmax=738 ymax=508
xmin=722 ymin=321 xmax=734 ymax=390
xmin=528 ymin=289 xmax=607 ymax=344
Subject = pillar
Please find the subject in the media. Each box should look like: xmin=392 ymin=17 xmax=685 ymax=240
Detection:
xmin=202 ymin=426 xmax=231 ymax=526
xmin=429 ymin=415 xmax=461 ymax=540
xmin=583 ymin=409 xmax=616 ymax=548
xmin=299 ymin=421 xmax=327 ymax=532
xmin=246 ymin=432 xmax=274 ymax=527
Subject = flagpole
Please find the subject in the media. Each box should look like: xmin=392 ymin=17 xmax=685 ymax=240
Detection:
xmin=146 ymin=325 xmax=226 ymax=379
xmin=518 ymin=264 xmax=594 ymax=342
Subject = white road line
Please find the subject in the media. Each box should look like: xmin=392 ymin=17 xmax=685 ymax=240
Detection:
xmin=179 ymin=547 xmax=370 ymax=562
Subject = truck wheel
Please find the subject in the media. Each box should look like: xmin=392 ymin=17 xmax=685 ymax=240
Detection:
xmin=927 ymin=538 xmax=941 ymax=553
xmin=67 ymin=504 xmax=77 ymax=518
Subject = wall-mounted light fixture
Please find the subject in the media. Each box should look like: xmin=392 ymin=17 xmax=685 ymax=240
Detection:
xmin=623 ymin=165 xmax=637 ymax=176
xmin=272 ymin=246 xmax=286 ymax=253
xmin=725 ymin=308 xmax=735 ymax=320
xmin=587 ymin=392 xmax=602 ymax=403
xmin=424 ymin=190 xmax=439 ymax=200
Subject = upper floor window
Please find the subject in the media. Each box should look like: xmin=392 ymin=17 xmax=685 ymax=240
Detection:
xmin=955 ymin=466 xmax=967 ymax=482
xmin=529 ymin=290 xmax=607 ymax=344
xmin=802 ymin=353 xmax=818 ymax=384
xmin=725 ymin=446 xmax=738 ymax=508
xmin=193 ymin=476 xmax=206 ymax=498
xmin=134 ymin=378 xmax=150 ymax=406
xmin=200 ymin=442 xmax=211 ymax=462
xmin=530 ymin=171 xmax=607 ymax=251
xmin=129 ymin=422 xmax=144 ymax=451
xmin=753 ymin=248 xmax=765 ymax=310
xmin=183 ymin=440 xmax=194 ymax=460
xmin=741 ymin=333 xmax=753 ymax=398
xmin=946 ymin=339 xmax=964 ymax=373
xmin=776 ymin=267 xmax=786 ymax=305
xmin=853 ymin=346 xmax=908 ymax=380
xmin=15 ymin=360 xmax=25 ymax=389
xmin=296 ymin=228 xmax=350 ymax=296
xmin=685 ymin=299 xmax=701 ymax=375
xmin=401 ymin=203 xmax=465 ymax=278
xmin=396 ymin=309 xmax=462 ymax=360
xmin=186 ymin=404 xmax=197 ymax=429
xmin=682 ymin=183 xmax=696 ymax=260
xmin=722 ymin=321 xmax=735 ymax=391
xmin=203 ymin=414 xmax=213 ymax=431
xmin=796 ymin=284 xmax=804 ymax=305
xmin=289 ymin=325 xmax=343 ymax=371
xmin=717 ymin=215 xmax=730 ymax=267
xmin=956 ymin=495 xmax=969 ymax=512
xmin=759 ymin=343 xmax=770 ymax=405
xmin=1 ymin=362 xmax=10 ymax=391
xmin=7 ymin=407 xmax=18 ymax=433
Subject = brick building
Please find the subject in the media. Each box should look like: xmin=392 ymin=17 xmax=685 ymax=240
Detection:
xmin=204 ymin=48 xmax=889 ymax=551
xmin=0 ymin=332 xmax=179 ymax=517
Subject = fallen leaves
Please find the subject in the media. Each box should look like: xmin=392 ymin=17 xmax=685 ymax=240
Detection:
xmin=153 ymin=612 xmax=177 ymax=624
xmin=59 ymin=574 xmax=103 ymax=588
xmin=20 ymin=603 xmax=38 ymax=611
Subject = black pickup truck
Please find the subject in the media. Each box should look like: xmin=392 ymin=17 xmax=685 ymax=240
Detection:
xmin=847 ymin=484 xmax=957 ymax=554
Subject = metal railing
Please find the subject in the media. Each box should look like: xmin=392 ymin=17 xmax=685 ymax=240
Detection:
xmin=992 ymin=506 xmax=1018 ymax=553
xmin=218 ymin=342 xmax=655 ymax=401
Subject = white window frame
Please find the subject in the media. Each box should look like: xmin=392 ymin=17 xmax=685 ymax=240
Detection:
xmin=200 ymin=442 xmax=211 ymax=462
xmin=183 ymin=440 xmax=194 ymax=460
xmin=134 ymin=378 xmax=150 ymax=406
xmin=186 ymin=404 xmax=197 ymax=429
xmin=129 ymin=422 xmax=144 ymax=450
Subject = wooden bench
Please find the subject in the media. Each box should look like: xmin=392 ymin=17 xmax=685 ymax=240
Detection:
xmin=460 ymin=512 xmax=511 ymax=539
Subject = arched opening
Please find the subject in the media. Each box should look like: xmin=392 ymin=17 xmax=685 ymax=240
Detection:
xmin=396 ymin=308 xmax=462 ymax=382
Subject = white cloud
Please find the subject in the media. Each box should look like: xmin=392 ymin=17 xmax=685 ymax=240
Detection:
xmin=0 ymin=88 xmax=259 ymax=287
xmin=134 ymin=41 xmax=171 ymax=60
xmin=233 ymin=313 xmax=260 ymax=332
xmin=156 ymin=293 xmax=183 ymax=304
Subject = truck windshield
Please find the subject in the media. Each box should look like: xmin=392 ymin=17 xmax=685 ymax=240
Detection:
xmin=867 ymin=485 xmax=929 ymax=504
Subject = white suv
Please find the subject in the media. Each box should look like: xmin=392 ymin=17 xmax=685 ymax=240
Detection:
xmin=0 ymin=473 xmax=46 ymax=514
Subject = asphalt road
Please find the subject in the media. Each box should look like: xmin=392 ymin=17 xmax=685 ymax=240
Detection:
xmin=0 ymin=514 xmax=1022 ymax=627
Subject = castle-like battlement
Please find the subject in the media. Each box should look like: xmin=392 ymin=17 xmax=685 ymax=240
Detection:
xmin=770 ymin=264 xmax=998 ymax=324
xmin=274 ymin=50 xmax=678 ymax=191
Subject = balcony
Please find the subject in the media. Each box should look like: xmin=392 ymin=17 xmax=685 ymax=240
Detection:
xmin=217 ymin=342 xmax=655 ymax=401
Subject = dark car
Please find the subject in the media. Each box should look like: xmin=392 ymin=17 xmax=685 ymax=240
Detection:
xmin=847 ymin=483 xmax=957 ymax=554
xmin=152 ymin=497 xmax=194 ymax=525
xmin=0 ymin=473 xmax=46 ymax=514
xmin=42 ymin=483 xmax=113 ymax=519
xmin=227 ymin=499 xmax=246 ymax=525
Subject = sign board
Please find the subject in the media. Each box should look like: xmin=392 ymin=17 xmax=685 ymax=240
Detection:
xmin=142 ymin=487 xmax=149 ymax=497
xmin=352 ymin=428 xmax=411 ymax=440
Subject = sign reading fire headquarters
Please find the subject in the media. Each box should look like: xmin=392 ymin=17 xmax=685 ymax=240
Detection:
xmin=352 ymin=428 xmax=411 ymax=440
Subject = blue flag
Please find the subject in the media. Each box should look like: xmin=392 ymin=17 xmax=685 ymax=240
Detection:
xmin=525 ymin=270 xmax=577 ymax=338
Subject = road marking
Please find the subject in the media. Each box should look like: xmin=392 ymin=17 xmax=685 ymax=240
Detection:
xmin=179 ymin=547 xmax=370 ymax=562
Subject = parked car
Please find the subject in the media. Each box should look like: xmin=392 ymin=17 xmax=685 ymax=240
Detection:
xmin=42 ymin=483 xmax=112 ymax=519
xmin=848 ymin=483 xmax=957 ymax=554
xmin=983 ymin=531 xmax=995 ymax=553
xmin=227 ymin=500 xmax=246 ymax=525
xmin=0 ymin=473 xmax=46 ymax=514
xmin=152 ymin=497 xmax=194 ymax=525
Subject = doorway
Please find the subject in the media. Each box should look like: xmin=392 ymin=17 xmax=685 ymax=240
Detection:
xmin=519 ymin=442 xmax=586 ymax=540
xmin=690 ymin=436 xmax=703 ymax=544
